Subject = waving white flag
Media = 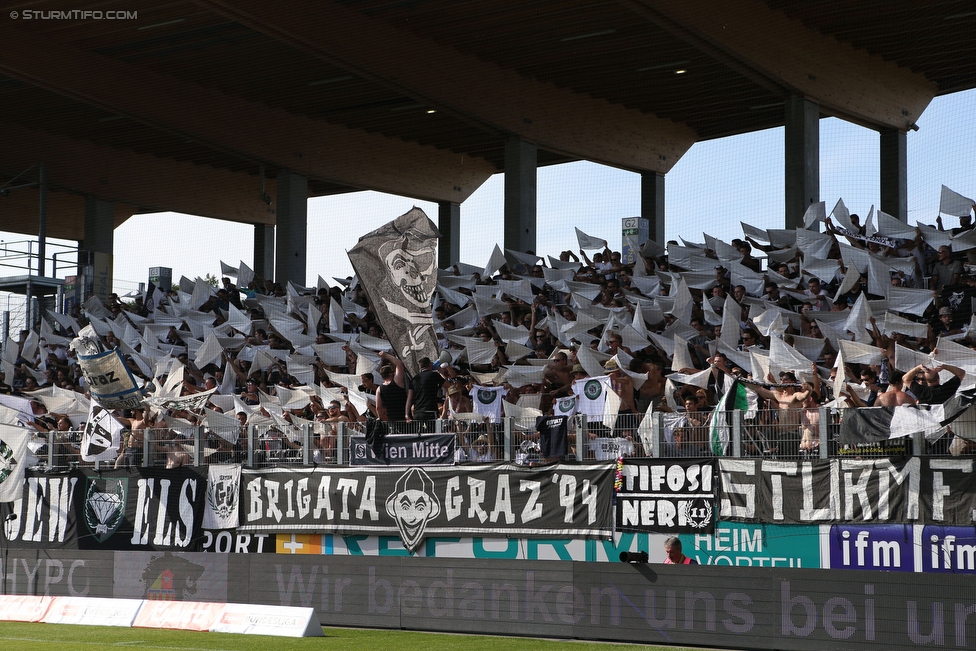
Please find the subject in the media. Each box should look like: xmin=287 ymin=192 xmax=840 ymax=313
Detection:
xmin=575 ymin=227 xmax=608 ymax=251
xmin=940 ymin=185 xmax=974 ymax=217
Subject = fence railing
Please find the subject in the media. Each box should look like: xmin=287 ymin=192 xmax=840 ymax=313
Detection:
xmin=30 ymin=405 xmax=964 ymax=471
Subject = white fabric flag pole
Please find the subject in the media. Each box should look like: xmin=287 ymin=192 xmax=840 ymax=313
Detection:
xmin=831 ymin=198 xmax=855 ymax=232
xmin=916 ymin=223 xmax=953 ymax=250
xmin=795 ymin=229 xmax=835 ymax=261
xmin=505 ymin=249 xmax=542 ymax=267
xmin=328 ymin=298 xmax=345 ymax=333
xmin=940 ymin=185 xmax=975 ymax=217
xmin=237 ymin=261 xmax=255 ymax=290
xmin=194 ymin=330 xmax=224 ymax=369
xmin=665 ymin=367 xmax=712 ymax=389
xmin=844 ymin=294 xmax=873 ymax=343
xmin=882 ymin=312 xmax=929 ymax=339
xmin=769 ymin=336 xmax=813 ymax=375
xmin=189 ymin=278 xmax=213 ymax=311
xmin=862 ymin=205 xmax=877 ymax=238
xmin=838 ymin=340 xmax=884 ymax=366
xmin=874 ymin=210 xmax=918 ymax=240
xmin=720 ymin=295 xmax=742 ymax=350
xmin=670 ymin=277 xmax=694 ymax=324
xmin=219 ymin=359 xmax=237 ymax=395
xmin=832 ymin=263 xmax=861 ymax=302
xmin=802 ymin=201 xmax=826 ymax=228
xmin=483 ymin=244 xmax=508 ymax=278
xmin=893 ymin=343 xmax=932 ymax=373
xmin=951 ymin=227 xmax=976 ymax=252
xmin=575 ymin=227 xmax=608 ymax=251
xmin=886 ymin=286 xmax=935 ymax=317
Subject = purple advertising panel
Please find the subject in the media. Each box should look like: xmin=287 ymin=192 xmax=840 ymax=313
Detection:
xmin=828 ymin=524 xmax=914 ymax=571
xmin=919 ymin=526 xmax=976 ymax=574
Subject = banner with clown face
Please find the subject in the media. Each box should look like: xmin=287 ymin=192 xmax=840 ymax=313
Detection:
xmin=347 ymin=207 xmax=440 ymax=377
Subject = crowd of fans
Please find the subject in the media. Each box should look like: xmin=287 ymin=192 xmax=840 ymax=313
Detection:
xmin=3 ymin=201 xmax=976 ymax=469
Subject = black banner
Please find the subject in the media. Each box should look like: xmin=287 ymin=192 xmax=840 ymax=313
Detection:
xmin=719 ymin=458 xmax=976 ymax=525
xmin=238 ymin=464 xmax=614 ymax=552
xmin=349 ymin=432 xmax=456 ymax=466
xmin=615 ymin=459 xmax=716 ymax=533
xmin=5 ymin=468 xmax=208 ymax=551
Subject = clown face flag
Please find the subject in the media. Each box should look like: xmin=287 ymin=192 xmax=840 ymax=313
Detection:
xmin=347 ymin=207 xmax=440 ymax=377
xmin=81 ymin=403 xmax=124 ymax=462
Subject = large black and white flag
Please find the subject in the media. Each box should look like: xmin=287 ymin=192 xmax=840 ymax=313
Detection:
xmin=347 ymin=207 xmax=440 ymax=377
xmin=0 ymin=425 xmax=33 ymax=502
xmin=81 ymin=403 xmax=124 ymax=462
xmin=75 ymin=345 xmax=145 ymax=410
xmin=840 ymin=387 xmax=976 ymax=446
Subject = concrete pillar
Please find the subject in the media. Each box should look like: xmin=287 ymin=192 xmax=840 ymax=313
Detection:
xmin=880 ymin=128 xmax=908 ymax=222
xmin=504 ymin=138 xmax=537 ymax=256
xmin=641 ymin=172 xmax=666 ymax=245
xmin=83 ymin=196 xmax=114 ymax=301
xmin=438 ymin=201 xmax=460 ymax=268
xmin=274 ymin=171 xmax=308 ymax=287
xmin=784 ymin=96 xmax=820 ymax=230
xmin=254 ymin=224 xmax=275 ymax=283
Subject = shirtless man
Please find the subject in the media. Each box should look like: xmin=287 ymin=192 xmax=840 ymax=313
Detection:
xmin=799 ymin=391 xmax=821 ymax=452
xmin=876 ymin=370 xmax=917 ymax=407
xmin=746 ymin=365 xmax=818 ymax=431
xmin=606 ymin=360 xmax=637 ymax=412
xmin=637 ymin=360 xmax=666 ymax=411
xmin=544 ymin=351 xmax=573 ymax=393
xmin=316 ymin=397 xmax=360 ymax=462
xmin=604 ymin=358 xmax=637 ymax=440
xmin=116 ymin=407 xmax=150 ymax=468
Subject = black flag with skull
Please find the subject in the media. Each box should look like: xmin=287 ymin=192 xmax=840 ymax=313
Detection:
xmin=347 ymin=207 xmax=440 ymax=377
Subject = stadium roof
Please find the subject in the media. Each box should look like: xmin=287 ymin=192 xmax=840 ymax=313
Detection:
xmin=0 ymin=0 xmax=973 ymax=239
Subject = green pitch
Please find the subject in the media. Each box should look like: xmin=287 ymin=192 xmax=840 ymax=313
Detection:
xmin=0 ymin=622 xmax=707 ymax=651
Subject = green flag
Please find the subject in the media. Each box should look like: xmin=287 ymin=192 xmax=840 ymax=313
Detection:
xmin=709 ymin=380 xmax=748 ymax=456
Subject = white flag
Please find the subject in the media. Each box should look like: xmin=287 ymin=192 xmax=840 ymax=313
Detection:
xmin=0 ymin=425 xmax=33 ymax=502
xmin=203 ymin=463 xmax=241 ymax=530
xmin=483 ymin=244 xmax=508 ymax=278
xmin=575 ymin=227 xmax=608 ymax=251
xmin=80 ymin=404 xmax=123 ymax=462
xmin=802 ymin=201 xmax=827 ymax=228
xmin=940 ymin=185 xmax=974 ymax=217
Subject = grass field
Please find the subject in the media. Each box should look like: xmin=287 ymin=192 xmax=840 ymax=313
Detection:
xmin=0 ymin=622 xmax=704 ymax=651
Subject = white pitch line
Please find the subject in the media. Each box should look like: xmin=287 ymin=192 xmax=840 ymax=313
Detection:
xmin=0 ymin=635 xmax=240 ymax=651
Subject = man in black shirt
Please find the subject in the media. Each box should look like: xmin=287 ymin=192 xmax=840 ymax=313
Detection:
xmin=904 ymin=363 xmax=965 ymax=404
xmin=408 ymin=357 xmax=442 ymax=432
xmin=534 ymin=414 xmax=569 ymax=464
xmin=376 ymin=351 xmax=410 ymax=428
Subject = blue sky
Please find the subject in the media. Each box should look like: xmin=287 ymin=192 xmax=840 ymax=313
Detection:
xmin=3 ymin=89 xmax=974 ymax=297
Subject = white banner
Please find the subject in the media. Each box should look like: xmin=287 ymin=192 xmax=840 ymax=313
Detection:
xmin=0 ymin=425 xmax=34 ymax=502
xmin=204 ymin=463 xmax=242 ymax=530
xmin=80 ymin=404 xmax=123 ymax=462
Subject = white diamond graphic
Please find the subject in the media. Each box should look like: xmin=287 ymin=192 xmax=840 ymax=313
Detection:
xmin=90 ymin=491 xmax=122 ymax=534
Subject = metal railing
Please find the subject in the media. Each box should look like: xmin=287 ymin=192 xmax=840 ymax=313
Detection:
xmin=31 ymin=406 xmax=963 ymax=471
xmin=0 ymin=238 xmax=80 ymax=279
